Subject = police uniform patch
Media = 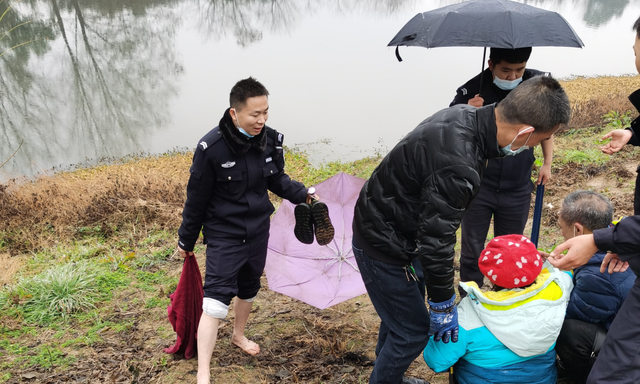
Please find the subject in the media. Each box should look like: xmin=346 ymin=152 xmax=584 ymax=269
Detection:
xmin=221 ymin=161 xmax=236 ymax=168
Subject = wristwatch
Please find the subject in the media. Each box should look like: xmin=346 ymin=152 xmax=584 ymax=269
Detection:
xmin=307 ymin=187 xmax=316 ymax=195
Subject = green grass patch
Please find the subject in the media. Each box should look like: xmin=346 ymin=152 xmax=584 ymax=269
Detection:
xmin=28 ymin=344 xmax=75 ymax=369
xmin=1 ymin=262 xmax=100 ymax=324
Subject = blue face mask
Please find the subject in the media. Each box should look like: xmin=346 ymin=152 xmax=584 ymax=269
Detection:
xmin=231 ymin=108 xmax=255 ymax=138
xmin=500 ymin=129 xmax=533 ymax=157
xmin=493 ymin=76 xmax=523 ymax=91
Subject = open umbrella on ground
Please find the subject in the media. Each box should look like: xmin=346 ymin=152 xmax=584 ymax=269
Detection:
xmin=388 ymin=0 xmax=584 ymax=83
xmin=265 ymin=172 xmax=367 ymax=310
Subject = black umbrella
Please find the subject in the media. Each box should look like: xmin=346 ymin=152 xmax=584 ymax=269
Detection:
xmin=389 ymin=0 xmax=583 ymax=51
xmin=388 ymin=0 xmax=584 ymax=74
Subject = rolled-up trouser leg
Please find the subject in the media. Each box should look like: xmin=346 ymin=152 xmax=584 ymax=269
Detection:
xmin=202 ymin=297 xmax=230 ymax=319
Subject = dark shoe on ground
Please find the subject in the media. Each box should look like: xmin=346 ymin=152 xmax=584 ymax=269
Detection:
xmin=294 ymin=203 xmax=314 ymax=244
xmin=402 ymin=376 xmax=429 ymax=384
xmin=311 ymin=200 xmax=334 ymax=246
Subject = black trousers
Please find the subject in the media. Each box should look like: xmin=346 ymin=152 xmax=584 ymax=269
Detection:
xmin=203 ymin=235 xmax=269 ymax=305
xmin=556 ymin=319 xmax=607 ymax=384
xmin=459 ymin=185 xmax=531 ymax=292
xmin=587 ymin=278 xmax=640 ymax=384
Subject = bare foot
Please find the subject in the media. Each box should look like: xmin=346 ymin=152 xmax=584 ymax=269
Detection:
xmin=231 ymin=335 xmax=260 ymax=355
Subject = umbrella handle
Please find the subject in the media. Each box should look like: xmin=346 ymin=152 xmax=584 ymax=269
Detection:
xmin=530 ymin=184 xmax=544 ymax=247
xmin=478 ymin=47 xmax=487 ymax=98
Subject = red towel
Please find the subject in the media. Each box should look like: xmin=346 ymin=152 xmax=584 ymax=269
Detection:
xmin=164 ymin=255 xmax=203 ymax=359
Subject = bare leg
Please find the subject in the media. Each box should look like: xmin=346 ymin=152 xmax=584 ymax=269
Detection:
xmin=231 ymin=298 xmax=260 ymax=355
xmin=196 ymin=313 xmax=220 ymax=384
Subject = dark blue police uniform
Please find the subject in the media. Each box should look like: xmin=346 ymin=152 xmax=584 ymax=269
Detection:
xmin=178 ymin=108 xmax=308 ymax=305
xmin=587 ymin=216 xmax=640 ymax=383
xmin=451 ymin=68 xmax=549 ymax=291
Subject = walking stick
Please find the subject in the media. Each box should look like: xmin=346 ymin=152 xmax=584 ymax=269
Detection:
xmin=531 ymin=184 xmax=544 ymax=247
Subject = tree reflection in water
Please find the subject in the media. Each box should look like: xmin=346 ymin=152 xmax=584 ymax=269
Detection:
xmin=0 ymin=0 xmax=636 ymax=179
xmin=1 ymin=0 xmax=182 ymax=179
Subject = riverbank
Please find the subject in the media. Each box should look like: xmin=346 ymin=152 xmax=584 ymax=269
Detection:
xmin=1 ymin=75 xmax=639 ymax=383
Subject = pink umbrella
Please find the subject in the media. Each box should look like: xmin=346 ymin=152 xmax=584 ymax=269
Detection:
xmin=265 ymin=172 xmax=367 ymax=309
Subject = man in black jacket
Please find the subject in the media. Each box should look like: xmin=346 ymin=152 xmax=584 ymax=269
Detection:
xmin=177 ymin=77 xmax=314 ymax=384
xmin=352 ymin=76 xmax=571 ymax=384
xmin=600 ymin=17 xmax=640 ymax=215
xmin=549 ymin=216 xmax=640 ymax=384
xmin=553 ymin=15 xmax=640 ymax=384
xmin=451 ymin=47 xmax=554 ymax=296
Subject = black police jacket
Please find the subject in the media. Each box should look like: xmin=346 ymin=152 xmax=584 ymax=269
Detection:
xmin=626 ymin=88 xmax=640 ymax=147
xmin=178 ymin=109 xmax=307 ymax=251
xmin=353 ymin=105 xmax=502 ymax=302
xmin=450 ymin=68 xmax=549 ymax=194
xmin=594 ymin=216 xmax=640 ymax=277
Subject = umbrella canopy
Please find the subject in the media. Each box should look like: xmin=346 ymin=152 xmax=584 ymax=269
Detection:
xmin=388 ymin=0 xmax=584 ymax=49
xmin=265 ymin=172 xmax=367 ymax=310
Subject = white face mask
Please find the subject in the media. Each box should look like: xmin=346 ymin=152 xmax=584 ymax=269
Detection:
xmin=231 ymin=108 xmax=254 ymax=138
xmin=493 ymin=76 xmax=523 ymax=91
xmin=500 ymin=128 xmax=533 ymax=157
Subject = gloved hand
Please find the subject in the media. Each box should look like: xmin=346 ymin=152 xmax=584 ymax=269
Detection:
xmin=428 ymin=294 xmax=459 ymax=343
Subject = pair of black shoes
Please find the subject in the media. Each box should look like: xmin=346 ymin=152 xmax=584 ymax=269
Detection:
xmin=294 ymin=200 xmax=334 ymax=246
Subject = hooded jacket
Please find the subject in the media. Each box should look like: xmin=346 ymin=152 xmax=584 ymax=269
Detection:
xmin=178 ymin=108 xmax=307 ymax=251
xmin=424 ymin=264 xmax=573 ymax=384
xmin=353 ymin=104 xmax=501 ymax=302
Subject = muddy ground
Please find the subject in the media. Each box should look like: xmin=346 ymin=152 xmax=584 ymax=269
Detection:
xmin=3 ymin=75 xmax=640 ymax=383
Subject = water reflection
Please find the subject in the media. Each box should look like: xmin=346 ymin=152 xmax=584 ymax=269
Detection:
xmin=1 ymin=0 xmax=638 ymax=179
xmin=1 ymin=0 xmax=182 ymax=179
xmin=196 ymin=0 xmax=418 ymax=46
xmin=521 ymin=0 xmax=633 ymax=28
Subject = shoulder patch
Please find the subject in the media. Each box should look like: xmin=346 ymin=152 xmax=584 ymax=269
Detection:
xmin=461 ymin=87 xmax=468 ymax=96
xmin=197 ymin=127 xmax=222 ymax=151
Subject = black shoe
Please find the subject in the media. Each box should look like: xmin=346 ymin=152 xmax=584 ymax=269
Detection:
xmin=311 ymin=200 xmax=334 ymax=246
xmin=402 ymin=376 xmax=429 ymax=384
xmin=294 ymin=203 xmax=314 ymax=244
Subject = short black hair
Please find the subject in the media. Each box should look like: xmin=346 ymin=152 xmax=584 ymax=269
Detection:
xmin=497 ymin=75 xmax=571 ymax=133
xmin=560 ymin=190 xmax=613 ymax=232
xmin=229 ymin=77 xmax=269 ymax=110
xmin=634 ymin=16 xmax=640 ymax=37
xmin=489 ymin=47 xmax=532 ymax=65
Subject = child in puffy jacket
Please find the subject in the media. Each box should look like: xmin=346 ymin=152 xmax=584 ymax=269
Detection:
xmin=423 ymin=234 xmax=573 ymax=384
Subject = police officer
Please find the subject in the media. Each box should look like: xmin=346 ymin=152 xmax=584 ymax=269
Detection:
xmin=450 ymin=47 xmax=554 ymax=296
xmin=177 ymin=77 xmax=314 ymax=384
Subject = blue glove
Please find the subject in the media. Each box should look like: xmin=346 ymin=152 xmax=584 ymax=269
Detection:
xmin=428 ymin=294 xmax=459 ymax=343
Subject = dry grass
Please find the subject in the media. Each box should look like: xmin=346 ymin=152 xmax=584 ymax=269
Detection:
xmin=0 ymin=154 xmax=191 ymax=254
xmin=559 ymin=75 xmax=640 ymax=129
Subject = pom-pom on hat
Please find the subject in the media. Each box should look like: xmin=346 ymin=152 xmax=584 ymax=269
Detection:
xmin=478 ymin=234 xmax=543 ymax=289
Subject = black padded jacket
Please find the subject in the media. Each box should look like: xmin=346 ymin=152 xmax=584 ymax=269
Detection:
xmin=353 ymin=104 xmax=502 ymax=302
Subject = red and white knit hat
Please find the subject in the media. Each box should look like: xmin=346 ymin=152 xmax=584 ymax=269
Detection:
xmin=478 ymin=234 xmax=543 ymax=289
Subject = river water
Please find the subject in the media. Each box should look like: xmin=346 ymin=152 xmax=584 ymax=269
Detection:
xmin=2 ymin=0 xmax=640 ymax=180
